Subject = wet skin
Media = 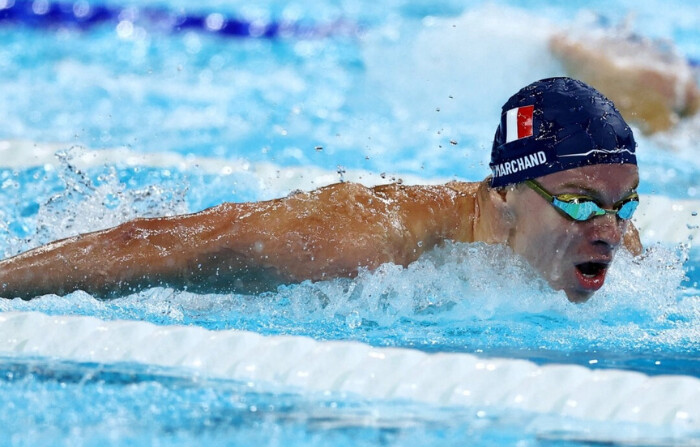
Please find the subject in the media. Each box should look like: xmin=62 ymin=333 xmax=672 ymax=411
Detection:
xmin=501 ymin=164 xmax=640 ymax=303
xmin=0 ymin=167 xmax=641 ymax=300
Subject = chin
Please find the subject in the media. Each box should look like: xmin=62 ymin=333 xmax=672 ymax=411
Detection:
xmin=564 ymin=288 xmax=595 ymax=303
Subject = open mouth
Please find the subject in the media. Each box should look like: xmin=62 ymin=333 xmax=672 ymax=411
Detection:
xmin=574 ymin=262 xmax=609 ymax=290
xmin=576 ymin=262 xmax=608 ymax=277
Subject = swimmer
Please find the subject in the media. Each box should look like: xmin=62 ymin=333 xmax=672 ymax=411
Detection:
xmin=0 ymin=77 xmax=642 ymax=303
xmin=550 ymin=29 xmax=700 ymax=134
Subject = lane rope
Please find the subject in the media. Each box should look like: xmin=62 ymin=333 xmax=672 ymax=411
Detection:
xmin=0 ymin=0 xmax=358 ymax=38
xmin=0 ymin=311 xmax=698 ymax=430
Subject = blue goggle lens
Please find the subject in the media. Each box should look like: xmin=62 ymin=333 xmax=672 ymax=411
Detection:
xmin=552 ymin=197 xmax=639 ymax=221
xmin=616 ymin=198 xmax=639 ymax=220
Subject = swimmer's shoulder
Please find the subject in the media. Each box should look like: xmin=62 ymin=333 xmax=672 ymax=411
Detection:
xmin=444 ymin=180 xmax=482 ymax=197
xmin=360 ymin=180 xmax=483 ymax=210
xmin=367 ymin=180 xmax=481 ymax=202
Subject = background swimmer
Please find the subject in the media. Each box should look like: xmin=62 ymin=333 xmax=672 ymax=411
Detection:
xmin=550 ymin=27 xmax=700 ymax=134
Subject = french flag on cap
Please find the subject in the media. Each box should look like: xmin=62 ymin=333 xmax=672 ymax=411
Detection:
xmin=505 ymin=105 xmax=534 ymax=143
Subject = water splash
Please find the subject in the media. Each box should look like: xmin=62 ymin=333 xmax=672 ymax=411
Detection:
xmin=2 ymin=239 xmax=694 ymax=371
xmin=6 ymin=146 xmax=189 ymax=253
xmin=0 ymin=151 xmax=696 ymax=374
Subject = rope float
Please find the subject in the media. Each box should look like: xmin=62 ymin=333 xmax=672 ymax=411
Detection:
xmin=0 ymin=0 xmax=357 ymax=38
xmin=0 ymin=311 xmax=698 ymax=431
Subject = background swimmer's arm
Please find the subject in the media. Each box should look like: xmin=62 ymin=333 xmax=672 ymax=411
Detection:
xmin=0 ymin=182 xmax=474 ymax=299
xmin=549 ymin=32 xmax=700 ymax=134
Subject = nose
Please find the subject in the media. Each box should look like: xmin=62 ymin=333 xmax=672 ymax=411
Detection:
xmin=591 ymin=213 xmax=624 ymax=249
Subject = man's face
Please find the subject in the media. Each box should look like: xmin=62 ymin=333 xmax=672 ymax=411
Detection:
xmin=505 ymin=164 xmax=639 ymax=302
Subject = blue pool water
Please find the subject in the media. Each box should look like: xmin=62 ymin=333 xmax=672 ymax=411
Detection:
xmin=1 ymin=357 xmax=641 ymax=446
xmin=0 ymin=0 xmax=699 ymax=445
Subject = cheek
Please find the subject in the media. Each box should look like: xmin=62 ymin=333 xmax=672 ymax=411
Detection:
xmin=512 ymin=214 xmax=579 ymax=270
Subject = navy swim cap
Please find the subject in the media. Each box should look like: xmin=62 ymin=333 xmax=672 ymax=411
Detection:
xmin=489 ymin=77 xmax=637 ymax=187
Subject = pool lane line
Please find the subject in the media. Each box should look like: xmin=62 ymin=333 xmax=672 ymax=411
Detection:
xmin=0 ymin=310 xmax=698 ymax=434
xmin=1 ymin=1 xmax=696 ymax=72
xmin=0 ymin=0 xmax=359 ymax=39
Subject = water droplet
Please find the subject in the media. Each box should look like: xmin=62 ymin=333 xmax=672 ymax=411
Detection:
xmin=336 ymin=166 xmax=346 ymax=182
xmin=104 ymin=193 xmax=119 ymax=210
xmin=345 ymin=311 xmax=362 ymax=329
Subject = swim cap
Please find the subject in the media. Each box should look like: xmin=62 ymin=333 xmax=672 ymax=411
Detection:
xmin=489 ymin=77 xmax=637 ymax=187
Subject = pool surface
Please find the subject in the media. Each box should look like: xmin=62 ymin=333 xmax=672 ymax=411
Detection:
xmin=0 ymin=0 xmax=699 ymax=445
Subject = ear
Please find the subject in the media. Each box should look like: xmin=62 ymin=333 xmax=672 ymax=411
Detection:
xmin=477 ymin=184 xmax=517 ymax=243
xmin=489 ymin=186 xmax=517 ymax=227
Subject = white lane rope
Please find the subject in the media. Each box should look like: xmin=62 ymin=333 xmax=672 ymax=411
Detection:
xmin=0 ymin=311 xmax=698 ymax=430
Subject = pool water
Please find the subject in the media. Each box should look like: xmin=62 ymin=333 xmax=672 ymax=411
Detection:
xmin=1 ymin=357 xmax=649 ymax=447
xmin=0 ymin=0 xmax=699 ymax=445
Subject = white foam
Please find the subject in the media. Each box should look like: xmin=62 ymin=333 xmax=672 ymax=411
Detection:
xmin=635 ymin=195 xmax=700 ymax=244
xmin=364 ymin=3 xmax=558 ymax=122
xmin=0 ymin=310 xmax=697 ymax=431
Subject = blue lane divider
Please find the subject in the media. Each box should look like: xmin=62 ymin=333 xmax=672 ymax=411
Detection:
xmin=0 ymin=0 xmax=357 ymax=38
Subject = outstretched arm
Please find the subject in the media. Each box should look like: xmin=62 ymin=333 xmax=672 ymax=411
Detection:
xmin=0 ymin=182 xmax=473 ymax=299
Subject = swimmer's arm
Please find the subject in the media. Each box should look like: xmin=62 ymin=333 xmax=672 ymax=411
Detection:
xmin=549 ymin=33 xmax=700 ymax=134
xmin=0 ymin=182 xmax=471 ymax=299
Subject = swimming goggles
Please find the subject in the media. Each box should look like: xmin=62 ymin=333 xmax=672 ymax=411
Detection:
xmin=524 ymin=179 xmax=639 ymax=222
